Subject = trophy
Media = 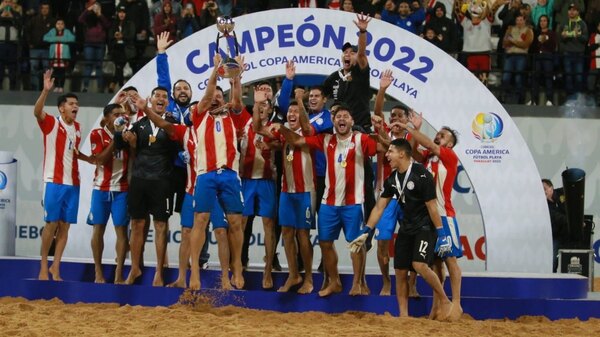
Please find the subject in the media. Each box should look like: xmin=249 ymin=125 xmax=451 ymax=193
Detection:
xmin=215 ymin=16 xmax=242 ymax=78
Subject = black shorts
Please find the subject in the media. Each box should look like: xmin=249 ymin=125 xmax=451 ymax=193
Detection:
xmin=393 ymin=228 xmax=436 ymax=271
xmin=128 ymin=176 xmax=171 ymax=222
xmin=169 ymin=166 xmax=187 ymax=214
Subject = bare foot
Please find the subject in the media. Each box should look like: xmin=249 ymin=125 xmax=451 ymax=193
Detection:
xmin=318 ymin=281 xmax=342 ymax=297
xmin=360 ymin=282 xmax=370 ymax=295
xmin=436 ymin=301 xmax=453 ymax=322
xmin=221 ymin=275 xmax=233 ymax=290
xmin=124 ymin=268 xmax=142 ymax=285
xmin=320 ymin=274 xmax=329 ymax=291
xmin=297 ymin=280 xmax=314 ymax=294
xmin=231 ymin=274 xmax=245 ymax=290
xmin=262 ymin=272 xmax=273 ymax=289
xmin=114 ymin=277 xmax=125 ymax=285
xmin=409 ymin=285 xmax=420 ymax=298
xmin=277 ymin=275 xmax=303 ymax=293
xmin=380 ymin=277 xmax=391 ymax=296
xmin=447 ymin=304 xmax=463 ymax=322
xmin=189 ymin=275 xmax=201 ymax=290
xmin=152 ymin=272 xmax=165 ymax=287
xmin=49 ymin=265 xmax=62 ymax=281
xmin=94 ymin=276 xmax=106 ymax=284
xmin=38 ymin=267 xmax=49 ymax=281
xmin=167 ymin=278 xmax=187 ymax=288
xmin=429 ymin=297 xmax=439 ymax=320
xmin=349 ymin=283 xmax=361 ymax=296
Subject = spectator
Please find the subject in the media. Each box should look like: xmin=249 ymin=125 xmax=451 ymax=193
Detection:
xmin=177 ymin=1 xmax=200 ymax=40
xmin=380 ymin=0 xmax=398 ymax=22
xmin=520 ymin=3 xmax=533 ymax=26
xmin=425 ymin=0 xmax=454 ymax=20
xmin=24 ymin=2 xmax=55 ymax=91
xmin=232 ymin=0 xmax=264 ymax=15
xmin=501 ymin=13 xmax=533 ymax=104
xmin=117 ymin=0 xmax=150 ymax=73
xmin=183 ymin=0 xmax=206 ymax=16
xmin=587 ymin=21 xmax=600 ymax=106
xmin=557 ymin=3 xmax=588 ymax=100
xmin=151 ymin=0 xmax=183 ymax=18
xmin=423 ymin=26 xmax=443 ymax=48
xmin=529 ymin=14 xmax=557 ymax=105
xmin=424 ymin=2 xmax=459 ymax=54
xmin=43 ymin=18 xmax=75 ymax=93
xmin=554 ymin=0 xmax=584 ymax=29
xmin=384 ymin=0 xmax=425 ymax=35
xmin=328 ymin=0 xmax=341 ymax=10
xmin=198 ymin=0 xmax=220 ymax=29
xmin=531 ymin=0 xmax=554 ymax=29
xmin=0 ymin=0 xmax=23 ymax=90
xmin=497 ymin=0 xmax=522 ymax=68
xmin=298 ymin=0 xmax=317 ymax=9
xmin=341 ymin=0 xmax=355 ymax=12
xmin=78 ymin=2 xmax=110 ymax=92
xmin=153 ymin=0 xmax=178 ymax=42
xmin=108 ymin=6 xmax=135 ymax=92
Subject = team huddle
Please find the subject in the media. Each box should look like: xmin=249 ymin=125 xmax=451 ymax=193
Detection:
xmin=34 ymin=13 xmax=464 ymax=321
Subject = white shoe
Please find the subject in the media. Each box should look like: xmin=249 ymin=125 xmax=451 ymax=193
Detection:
xmin=526 ymin=100 xmax=536 ymax=106
xmin=545 ymin=100 xmax=553 ymax=106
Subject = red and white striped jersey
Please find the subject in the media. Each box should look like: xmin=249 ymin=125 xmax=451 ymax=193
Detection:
xmin=305 ymin=133 xmax=377 ymax=206
xmin=274 ymin=129 xmax=316 ymax=193
xmin=90 ymin=127 xmax=129 ymax=191
xmin=422 ymin=147 xmax=458 ymax=217
xmin=38 ymin=114 xmax=82 ymax=186
xmin=191 ymin=106 xmax=246 ymax=175
xmin=171 ymin=125 xmax=197 ymax=195
xmin=239 ymin=117 xmax=276 ymax=180
xmin=376 ymin=126 xmax=411 ymax=193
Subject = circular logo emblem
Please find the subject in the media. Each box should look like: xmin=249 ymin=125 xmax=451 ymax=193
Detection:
xmin=407 ymin=181 xmax=415 ymax=190
xmin=0 ymin=171 xmax=7 ymax=190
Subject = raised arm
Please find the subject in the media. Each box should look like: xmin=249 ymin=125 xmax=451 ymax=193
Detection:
xmin=403 ymin=111 xmax=439 ymax=159
xmin=374 ymin=69 xmax=393 ymax=120
xmin=230 ymin=55 xmax=245 ymax=112
xmin=196 ymin=53 xmax=221 ymax=114
xmin=277 ymin=60 xmax=296 ymax=111
xmin=34 ymin=70 xmax=54 ymax=122
xmin=294 ymin=87 xmax=313 ymax=136
xmin=156 ymin=31 xmax=175 ymax=98
xmin=252 ymin=87 xmax=274 ymax=138
xmin=354 ymin=13 xmax=371 ymax=70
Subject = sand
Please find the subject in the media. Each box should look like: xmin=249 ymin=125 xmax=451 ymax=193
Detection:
xmin=1 ymin=279 xmax=599 ymax=337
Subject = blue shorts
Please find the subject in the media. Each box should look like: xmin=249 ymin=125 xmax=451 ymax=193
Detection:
xmin=242 ymin=178 xmax=276 ymax=218
xmin=86 ymin=190 xmax=129 ymax=226
xmin=441 ymin=216 xmax=463 ymax=258
xmin=279 ymin=192 xmax=315 ymax=230
xmin=194 ymin=169 xmax=243 ymax=214
xmin=375 ymin=201 xmax=400 ymax=240
xmin=181 ymin=193 xmax=228 ymax=229
xmin=43 ymin=182 xmax=80 ymax=223
xmin=317 ymin=204 xmax=364 ymax=242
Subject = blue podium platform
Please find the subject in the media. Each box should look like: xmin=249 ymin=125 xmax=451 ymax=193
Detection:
xmin=1 ymin=257 xmax=598 ymax=320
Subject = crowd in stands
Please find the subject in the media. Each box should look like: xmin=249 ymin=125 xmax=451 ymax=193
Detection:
xmin=0 ymin=0 xmax=599 ymax=105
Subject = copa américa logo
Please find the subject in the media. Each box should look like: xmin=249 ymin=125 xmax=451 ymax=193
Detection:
xmin=471 ymin=112 xmax=504 ymax=142
xmin=0 ymin=171 xmax=7 ymax=190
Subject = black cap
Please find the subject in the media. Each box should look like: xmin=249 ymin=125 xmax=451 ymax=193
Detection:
xmin=342 ymin=42 xmax=358 ymax=52
xmin=568 ymin=3 xmax=578 ymax=10
xmin=117 ymin=6 xmax=126 ymax=12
